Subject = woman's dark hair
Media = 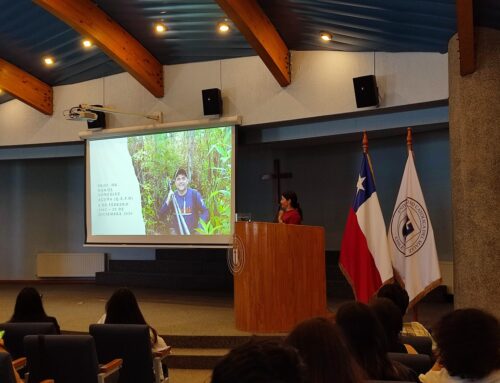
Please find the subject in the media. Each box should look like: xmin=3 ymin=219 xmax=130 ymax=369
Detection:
xmin=10 ymin=287 xmax=49 ymax=322
xmin=282 ymin=191 xmax=303 ymax=219
xmin=211 ymin=338 xmax=306 ymax=383
xmin=369 ymin=298 xmax=406 ymax=353
xmin=105 ymin=288 xmax=158 ymax=344
xmin=376 ymin=282 xmax=410 ymax=317
xmin=285 ymin=317 xmax=364 ymax=383
xmin=335 ymin=301 xmax=411 ymax=381
xmin=434 ymin=308 xmax=500 ymax=380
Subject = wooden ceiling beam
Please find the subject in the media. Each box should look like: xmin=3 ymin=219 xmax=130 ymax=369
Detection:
xmin=0 ymin=58 xmax=53 ymax=115
xmin=216 ymin=0 xmax=290 ymax=86
xmin=34 ymin=0 xmax=164 ymax=97
xmin=455 ymin=0 xmax=475 ymax=76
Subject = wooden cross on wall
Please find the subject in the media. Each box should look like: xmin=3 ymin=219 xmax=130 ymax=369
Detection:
xmin=261 ymin=159 xmax=293 ymax=204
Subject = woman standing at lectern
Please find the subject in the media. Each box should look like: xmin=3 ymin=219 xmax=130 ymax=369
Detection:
xmin=278 ymin=191 xmax=303 ymax=225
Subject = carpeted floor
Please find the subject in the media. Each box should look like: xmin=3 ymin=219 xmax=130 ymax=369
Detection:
xmin=0 ymin=283 xmax=453 ymax=335
xmin=0 ymin=284 xmax=243 ymax=335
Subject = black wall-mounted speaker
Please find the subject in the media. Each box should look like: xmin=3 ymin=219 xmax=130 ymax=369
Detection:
xmin=353 ymin=75 xmax=379 ymax=108
xmin=202 ymin=88 xmax=222 ymax=116
xmin=86 ymin=105 xmax=106 ymax=130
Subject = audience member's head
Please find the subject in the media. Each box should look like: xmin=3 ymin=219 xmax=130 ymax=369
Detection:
xmin=285 ymin=317 xmax=363 ymax=383
xmin=105 ymin=288 xmax=147 ymax=325
xmin=377 ymin=282 xmax=409 ymax=317
xmin=211 ymin=339 xmax=305 ymax=383
xmin=369 ymin=297 xmax=406 ymax=353
xmin=434 ymin=308 xmax=500 ymax=380
xmin=104 ymin=287 xmax=158 ymax=342
xmin=10 ymin=287 xmax=48 ymax=322
xmin=336 ymin=301 xmax=412 ymax=381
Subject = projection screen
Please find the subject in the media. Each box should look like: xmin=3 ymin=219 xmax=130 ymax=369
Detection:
xmin=85 ymin=124 xmax=235 ymax=246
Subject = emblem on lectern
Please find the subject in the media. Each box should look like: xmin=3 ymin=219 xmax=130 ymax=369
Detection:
xmin=228 ymin=234 xmax=245 ymax=275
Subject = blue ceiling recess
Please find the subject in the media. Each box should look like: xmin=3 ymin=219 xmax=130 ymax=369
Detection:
xmin=0 ymin=0 xmax=498 ymax=106
xmin=96 ymin=0 xmax=254 ymax=64
xmin=260 ymin=0 xmax=456 ymax=52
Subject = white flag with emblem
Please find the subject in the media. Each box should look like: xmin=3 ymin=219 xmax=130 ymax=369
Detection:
xmin=388 ymin=151 xmax=441 ymax=306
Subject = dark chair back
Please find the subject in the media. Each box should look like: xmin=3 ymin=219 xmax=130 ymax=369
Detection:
xmin=388 ymin=352 xmax=433 ymax=375
xmin=90 ymin=324 xmax=154 ymax=383
xmin=24 ymin=335 xmax=100 ymax=383
xmin=0 ymin=352 xmax=17 ymax=383
xmin=401 ymin=335 xmax=433 ymax=357
xmin=0 ymin=322 xmax=57 ymax=359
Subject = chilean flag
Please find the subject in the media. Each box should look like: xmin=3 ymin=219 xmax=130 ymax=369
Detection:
xmin=339 ymin=153 xmax=393 ymax=303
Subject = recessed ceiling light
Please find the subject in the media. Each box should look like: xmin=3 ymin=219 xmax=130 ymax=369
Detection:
xmin=43 ymin=56 xmax=55 ymax=66
xmin=82 ymin=39 xmax=93 ymax=48
xmin=154 ymin=22 xmax=167 ymax=33
xmin=320 ymin=32 xmax=332 ymax=42
xmin=217 ymin=21 xmax=230 ymax=33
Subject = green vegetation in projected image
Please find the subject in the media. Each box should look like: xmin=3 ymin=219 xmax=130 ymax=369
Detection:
xmin=127 ymin=127 xmax=232 ymax=235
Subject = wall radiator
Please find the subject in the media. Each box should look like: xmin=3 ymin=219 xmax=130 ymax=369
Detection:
xmin=37 ymin=253 xmax=106 ymax=278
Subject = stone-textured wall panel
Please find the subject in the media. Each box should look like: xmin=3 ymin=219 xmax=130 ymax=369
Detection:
xmin=449 ymin=27 xmax=500 ymax=316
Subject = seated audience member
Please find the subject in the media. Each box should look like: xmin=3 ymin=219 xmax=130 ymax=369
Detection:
xmin=370 ymin=297 xmax=416 ymax=353
xmin=99 ymin=288 xmax=169 ymax=353
xmin=0 ymin=340 xmax=23 ymax=383
xmin=377 ymin=282 xmax=436 ymax=348
xmin=8 ymin=287 xmax=60 ymax=334
xmin=285 ymin=317 xmax=364 ymax=383
xmin=336 ymin=301 xmax=418 ymax=382
xmin=419 ymin=308 xmax=500 ymax=383
xmin=211 ymin=339 xmax=306 ymax=383
xmin=0 ymin=348 xmax=24 ymax=383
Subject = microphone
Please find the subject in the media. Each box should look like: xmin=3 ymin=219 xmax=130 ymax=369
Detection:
xmin=276 ymin=204 xmax=283 ymax=223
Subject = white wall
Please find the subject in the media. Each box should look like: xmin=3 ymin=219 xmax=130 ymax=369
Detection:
xmin=0 ymin=51 xmax=451 ymax=280
xmin=0 ymin=51 xmax=448 ymax=146
xmin=0 ymin=157 xmax=156 ymax=280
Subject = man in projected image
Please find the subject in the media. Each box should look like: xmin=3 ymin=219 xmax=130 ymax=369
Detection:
xmin=159 ymin=168 xmax=209 ymax=235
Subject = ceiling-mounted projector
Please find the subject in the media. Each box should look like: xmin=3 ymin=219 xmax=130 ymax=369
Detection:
xmin=64 ymin=104 xmax=163 ymax=125
xmin=65 ymin=107 xmax=98 ymax=121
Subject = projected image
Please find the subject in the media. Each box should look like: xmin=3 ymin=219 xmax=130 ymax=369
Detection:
xmin=87 ymin=126 xmax=233 ymax=242
xmin=128 ymin=127 xmax=232 ymax=235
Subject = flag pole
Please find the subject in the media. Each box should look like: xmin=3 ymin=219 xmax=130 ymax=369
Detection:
xmin=407 ymin=127 xmax=413 ymax=153
xmin=363 ymin=131 xmax=376 ymax=179
xmin=407 ymin=127 xmax=420 ymax=321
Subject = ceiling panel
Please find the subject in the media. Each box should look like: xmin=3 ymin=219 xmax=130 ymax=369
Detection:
xmin=1 ymin=0 xmax=498 ymax=107
xmin=0 ymin=0 xmax=123 ymax=87
xmin=95 ymin=0 xmax=255 ymax=64
xmin=260 ymin=0 xmax=456 ymax=53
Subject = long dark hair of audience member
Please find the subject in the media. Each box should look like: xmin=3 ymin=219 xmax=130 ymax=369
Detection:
xmin=430 ymin=308 xmax=500 ymax=381
xmin=211 ymin=338 xmax=306 ymax=383
xmin=285 ymin=317 xmax=364 ymax=383
xmin=104 ymin=287 xmax=159 ymax=346
xmin=282 ymin=190 xmax=303 ymax=220
xmin=8 ymin=287 xmax=60 ymax=333
xmin=370 ymin=297 xmax=408 ymax=353
xmin=335 ymin=301 xmax=416 ymax=382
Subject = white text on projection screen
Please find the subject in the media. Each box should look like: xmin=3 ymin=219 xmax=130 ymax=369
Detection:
xmin=86 ymin=125 xmax=234 ymax=246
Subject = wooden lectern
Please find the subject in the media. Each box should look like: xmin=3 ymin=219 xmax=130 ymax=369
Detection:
xmin=234 ymin=221 xmax=326 ymax=333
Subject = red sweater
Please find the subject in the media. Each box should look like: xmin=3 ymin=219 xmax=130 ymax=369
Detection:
xmin=282 ymin=209 xmax=302 ymax=224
